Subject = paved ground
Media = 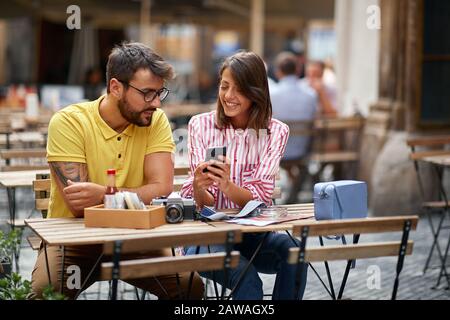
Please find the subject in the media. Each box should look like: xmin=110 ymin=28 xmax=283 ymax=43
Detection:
xmin=1 ymin=184 xmax=449 ymax=300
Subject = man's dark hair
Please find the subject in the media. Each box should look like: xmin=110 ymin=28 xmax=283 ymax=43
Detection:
xmin=106 ymin=42 xmax=174 ymax=93
xmin=275 ymin=51 xmax=298 ymax=76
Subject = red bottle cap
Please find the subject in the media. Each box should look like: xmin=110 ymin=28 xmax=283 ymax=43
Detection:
xmin=107 ymin=169 xmax=116 ymax=175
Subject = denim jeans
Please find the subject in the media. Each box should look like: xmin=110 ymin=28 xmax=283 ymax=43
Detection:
xmin=185 ymin=232 xmax=308 ymax=300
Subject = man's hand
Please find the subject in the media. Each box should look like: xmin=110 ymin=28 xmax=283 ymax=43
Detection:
xmin=63 ymin=180 xmax=106 ymax=213
xmin=193 ymin=162 xmax=215 ymax=192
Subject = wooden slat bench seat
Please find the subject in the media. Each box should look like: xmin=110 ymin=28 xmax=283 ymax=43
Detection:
xmin=288 ymin=216 xmax=418 ymax=300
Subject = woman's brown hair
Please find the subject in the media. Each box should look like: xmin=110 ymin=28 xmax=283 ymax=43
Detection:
xmin=215 ymin=51 xmax=272 ymax=132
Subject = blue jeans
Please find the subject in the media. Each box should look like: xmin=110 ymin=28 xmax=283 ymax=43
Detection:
xmin=185 ymin=232 xmax=308 ymax=300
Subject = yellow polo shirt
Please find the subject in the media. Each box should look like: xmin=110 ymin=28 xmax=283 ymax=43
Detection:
xmin=46 ymin=96 xmax=175 ymax=218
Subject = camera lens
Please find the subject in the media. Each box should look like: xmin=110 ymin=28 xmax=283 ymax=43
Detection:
xmin=165 ymin=204 xmax=184 ymax=223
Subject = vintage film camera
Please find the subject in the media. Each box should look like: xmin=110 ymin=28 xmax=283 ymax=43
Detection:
xmin=152 ymin=192 xmax=198 ymax=223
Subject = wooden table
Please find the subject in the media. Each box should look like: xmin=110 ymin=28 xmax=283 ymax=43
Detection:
xmin=25 ymin=204 xmax=315 ymax=247
xmin=0 ymin=169 xmax=50 ymax=188
xmin=0 ymin=169 xmax=50 ymax=228
xmin=420 ymin=154 xmax=450 ymax=287
xmin=422 ymin=154 xmax=450 ymax=167
xmin=0 ymin=168 xmax=282 ymax=228
xmin=0 ymin=131 xmax=47 ymax=149
xmin=25 ymin=219 xmax=217 ymax=246
xmin=25 ymin=204 xmax=315 ymax=297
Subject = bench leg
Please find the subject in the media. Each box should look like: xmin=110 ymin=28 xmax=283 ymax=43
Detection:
xmin=391 ymin=220 xmax=412 ymax=300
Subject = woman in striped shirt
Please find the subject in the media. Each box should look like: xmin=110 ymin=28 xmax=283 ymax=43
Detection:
xmin=181 ymin=51 xmax=308 ymax=300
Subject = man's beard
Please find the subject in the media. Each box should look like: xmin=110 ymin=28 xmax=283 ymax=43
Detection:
xmin=117 ymin=97 xmax=153 ymax=127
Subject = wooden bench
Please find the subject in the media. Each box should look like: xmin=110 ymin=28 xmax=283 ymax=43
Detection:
xmin=99 ymin=227 xmax=242 ymax=300
xmin=26 ymin=235 xmax=41 ymax=251
xmin=279 ymin=120 xmax=314 ymax=202
xmin=288 ymin=215 xmax=418 ymax=300
xmin=174 ymin=166 xmax=190 ymax=176
xmin=33 ymin=174 xmax=51 ymax=218
xmin=0 ymin=148 xmax=48 ymax=171
xmin=310 ymin=116 xmax=365 ymax=180
xmin=0 ymin=131 xmax=47 ymax=150
xmin=24 ymin=173 xmax=51 ymax=251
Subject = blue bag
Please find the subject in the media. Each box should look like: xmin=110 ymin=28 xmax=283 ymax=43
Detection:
xmin=313 ymin=180 xmax=368 ymax=220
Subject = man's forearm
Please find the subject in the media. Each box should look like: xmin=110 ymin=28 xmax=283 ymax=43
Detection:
xmin=63 ymin=182 xmax=106 ymax=217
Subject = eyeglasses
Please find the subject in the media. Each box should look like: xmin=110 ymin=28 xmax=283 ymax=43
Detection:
xmin=118 ymin=80 xmax=170 ymax=102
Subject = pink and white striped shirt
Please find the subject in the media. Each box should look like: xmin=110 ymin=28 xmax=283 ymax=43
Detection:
xmin=180 ymin=111 xmax=289 ymax=209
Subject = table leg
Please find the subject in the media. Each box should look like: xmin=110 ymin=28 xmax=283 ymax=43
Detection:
xmin=171 ymin=247 xmax=184 ymax=299
xmin=423 ymin=209 xmax=447 ymax=275
xmin=205 ymin=245 xmax=220 ymax=300
xmin=7 ymin=187 xmax=20 ymax=272
xmin=286 ymin=231 xmax=335 ymax=298
xmin=6 ymin=187 xmax=16 ymax=230
xmin=433 ymin=165 xmax=450 ymax=288
xmin=74 ymin=252 xmax=104 ymax=300
xmin=437 ymin=232 xmax=450 ymax=289
xmin=319 ymin=235 xmax=337 ymax=299
xmin=60 ymin=246 xmax=65 ymax=295
xmin=6 ymin=132 xmax=11 ymax=152
xmin=187 ymin=246 xmax=201 ymax=299
xmin=225 ymin=232 xmax=270 ymax=300
xmin=287 ymin=231 xmax=360 ymax=300
xmin=44 ymin=243 xmax=52 ymax=286
xmin=391 ymin=220 xmax=412 ymax=300
xmin=337 ymin=234 xmax=360 ymax=299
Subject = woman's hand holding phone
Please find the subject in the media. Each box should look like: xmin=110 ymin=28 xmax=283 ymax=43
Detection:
xmin=193 ymin=162 xmax=214 ymax=192
xmin=206 ymin=155 xmax=231 ymax=192
xmin=192 ymin=162 xmax=216 ymax=208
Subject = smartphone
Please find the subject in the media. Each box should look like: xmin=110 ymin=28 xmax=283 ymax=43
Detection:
xmin=203 ymin=146 xmax=227 ymax=173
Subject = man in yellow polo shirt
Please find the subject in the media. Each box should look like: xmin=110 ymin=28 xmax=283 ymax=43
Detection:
xmin=31 ymin=42 xmax=204 ymax=299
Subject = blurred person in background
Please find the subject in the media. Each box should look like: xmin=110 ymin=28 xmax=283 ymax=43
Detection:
xmin=263 ymin=60 xmax=277 ymax=93
xmin=271 ymin=52 xmax=317 ymax=203
xmin=83 ymin=67 xmax=105 ymax=101
xmin=300 ymin=60 xmax=338 ymax=117
xmin=198 ymin=70 xmax=217 ymax=104
xmin=323 ymin=58 xmax=337 ymax=89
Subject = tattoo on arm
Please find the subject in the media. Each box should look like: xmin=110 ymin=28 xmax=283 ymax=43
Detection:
xmin=49 ymin=162 xmax=88 ymax=187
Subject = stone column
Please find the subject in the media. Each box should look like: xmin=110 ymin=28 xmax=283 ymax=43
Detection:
xmin=404 ymin=0 xmax=421 ymax=133
xmin=359 ymin=0 xmax=406 ymax=193
xmin=367 ymin=0 xmax=439 ymax=216
xmin=377 ymin=0 xmax=408 ymax=131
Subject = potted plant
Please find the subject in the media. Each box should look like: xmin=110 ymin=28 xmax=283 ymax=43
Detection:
xmin=0 ymin=272 xmax=66 ymax=300
xmin=0 ymin=229 xmax=22 ymax=278
xmin=0 ymin=272 xmax=33 ymax=300
xmin=0 ymin=230 xmax=66 ymax=300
